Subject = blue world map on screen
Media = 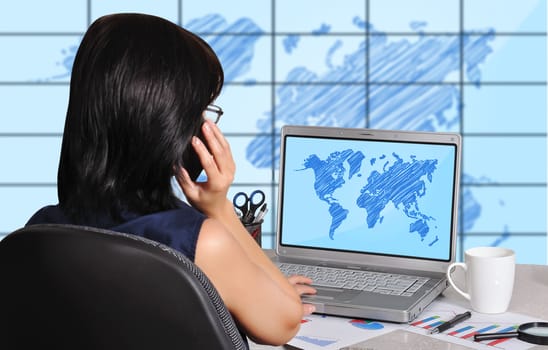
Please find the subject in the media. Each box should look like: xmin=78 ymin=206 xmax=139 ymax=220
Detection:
xmin=300 ymin=149 xmax=438 ymax=243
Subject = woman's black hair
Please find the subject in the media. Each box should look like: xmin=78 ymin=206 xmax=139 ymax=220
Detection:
xmin=57 ymin=13 xmax=224 ymax=223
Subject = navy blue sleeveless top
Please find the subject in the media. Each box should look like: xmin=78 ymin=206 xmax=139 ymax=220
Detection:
xmin=26 ymin=200 xmax=206 ymax=262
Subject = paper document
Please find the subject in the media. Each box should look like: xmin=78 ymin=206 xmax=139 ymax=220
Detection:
xmin=289 ymin=314 xmax=398 ymax=350
xmin=405 ymin=300 xmax=545 ymax=350
xmin=289 ymin=300 xmax=546 ymax=350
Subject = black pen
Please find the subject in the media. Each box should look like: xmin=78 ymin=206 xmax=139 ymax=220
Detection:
xmin=429 ymin=311 xmax=472 ymax=335
xmin=252 ymin=203 xmax=268 ymax=224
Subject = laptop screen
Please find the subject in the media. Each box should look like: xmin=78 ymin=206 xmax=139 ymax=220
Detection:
xmin=279 ymin=134 xmax=458 ymax=262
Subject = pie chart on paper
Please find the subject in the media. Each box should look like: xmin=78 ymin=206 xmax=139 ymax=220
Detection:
xmin=350 ymin=319 xmax=384 ymax=330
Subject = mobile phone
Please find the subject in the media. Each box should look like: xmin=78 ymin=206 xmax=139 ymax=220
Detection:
xmin=181 ymin=125 xmax=207 ymax=181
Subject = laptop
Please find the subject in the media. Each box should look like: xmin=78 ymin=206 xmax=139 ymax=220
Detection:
xmin=272 ymin=125 xmax=461 ymax=323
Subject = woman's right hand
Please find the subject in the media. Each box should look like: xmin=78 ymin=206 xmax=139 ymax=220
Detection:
xmin=176 ymin=120 xmax=236 ymax=218
xmin=287 ymin=275 xmax=317 ymax=316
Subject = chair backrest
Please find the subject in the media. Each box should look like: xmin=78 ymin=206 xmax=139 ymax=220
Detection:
xmin=0 ymin=224 xmax=247 ymax=350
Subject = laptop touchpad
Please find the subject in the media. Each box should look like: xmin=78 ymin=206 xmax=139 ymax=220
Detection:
xmin=305 ymin=287 xmax=361 ymax=302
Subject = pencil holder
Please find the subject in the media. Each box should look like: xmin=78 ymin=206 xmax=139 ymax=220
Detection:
xmin=243 ymin=220 xmax=262 ymax=246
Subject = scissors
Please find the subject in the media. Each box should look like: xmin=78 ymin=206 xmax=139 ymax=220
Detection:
xmin=232 ymin=190 xmax=265 ymax=224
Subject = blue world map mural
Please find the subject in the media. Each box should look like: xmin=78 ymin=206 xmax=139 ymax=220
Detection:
xmin=0 ymin=1 xmax=545 ymax=263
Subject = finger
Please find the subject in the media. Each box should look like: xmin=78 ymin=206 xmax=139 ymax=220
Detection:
xmin=175 ymin=166 xmax=198 ymax=197
xmin=175 ymin=166 xmax=191 ymax=188
xmin=207 ymin=121 xmax=236 ymax=174
xmin=201 ymin=121 xmax=224 ymax=156
xmin=288 ymin=275 xmax=313 ymax=285
xmin=202 ymin=121 xmax=235 ymax=174
xmin=302 ymin=303 xmax=316 ymax=316
xmin=293 ymin=284 xmax=317 ymax=296
xmin=191 ymin=135 xmax=219 ymax=176
xmin=202 ymin=121 xmax=233 ymax=163
xmin=207 ymin=119 xmax=230 ymax=149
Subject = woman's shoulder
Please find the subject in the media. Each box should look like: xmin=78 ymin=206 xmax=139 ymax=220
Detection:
xmin=126 ymin=200 xmax=206 ymax=227
xmin=113 ymin=201 xmax=207 ymax=261
xmin=26 ymin=204 xmax=69 ymax=226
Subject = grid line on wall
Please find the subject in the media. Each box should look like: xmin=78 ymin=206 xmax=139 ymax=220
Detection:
xmin=0 ymin=0 xmax=546 ymax=262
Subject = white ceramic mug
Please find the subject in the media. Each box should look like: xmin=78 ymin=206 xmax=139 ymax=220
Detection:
xmin=447 ymin=247 xmax=515 ymax=314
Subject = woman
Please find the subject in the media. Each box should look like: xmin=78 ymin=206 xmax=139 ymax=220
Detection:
xmin=27 ymin=13 xmax=315 ymax=345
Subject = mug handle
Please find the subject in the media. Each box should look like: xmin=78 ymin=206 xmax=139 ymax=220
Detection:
xmin=447 ymin=262 xmax=471 ymax=300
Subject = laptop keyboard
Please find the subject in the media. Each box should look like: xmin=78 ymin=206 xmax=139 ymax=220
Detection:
xmin=277 ymin=263 xmax=429 ymax=297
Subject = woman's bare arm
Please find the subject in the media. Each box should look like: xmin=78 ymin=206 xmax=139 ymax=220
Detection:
xmin=176 ymin=120 xmax=315 ymax=344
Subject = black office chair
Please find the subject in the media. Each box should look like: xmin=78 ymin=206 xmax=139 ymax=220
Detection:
xmin=0 ymin=224 xmax=248 ymax=350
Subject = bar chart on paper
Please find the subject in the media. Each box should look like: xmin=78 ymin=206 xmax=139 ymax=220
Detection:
xmin=407 ymin=301 xmax=545 ymax=350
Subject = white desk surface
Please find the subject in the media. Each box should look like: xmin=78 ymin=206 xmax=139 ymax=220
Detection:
xmin=250 ymin=257 xmax=548 ymax=350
